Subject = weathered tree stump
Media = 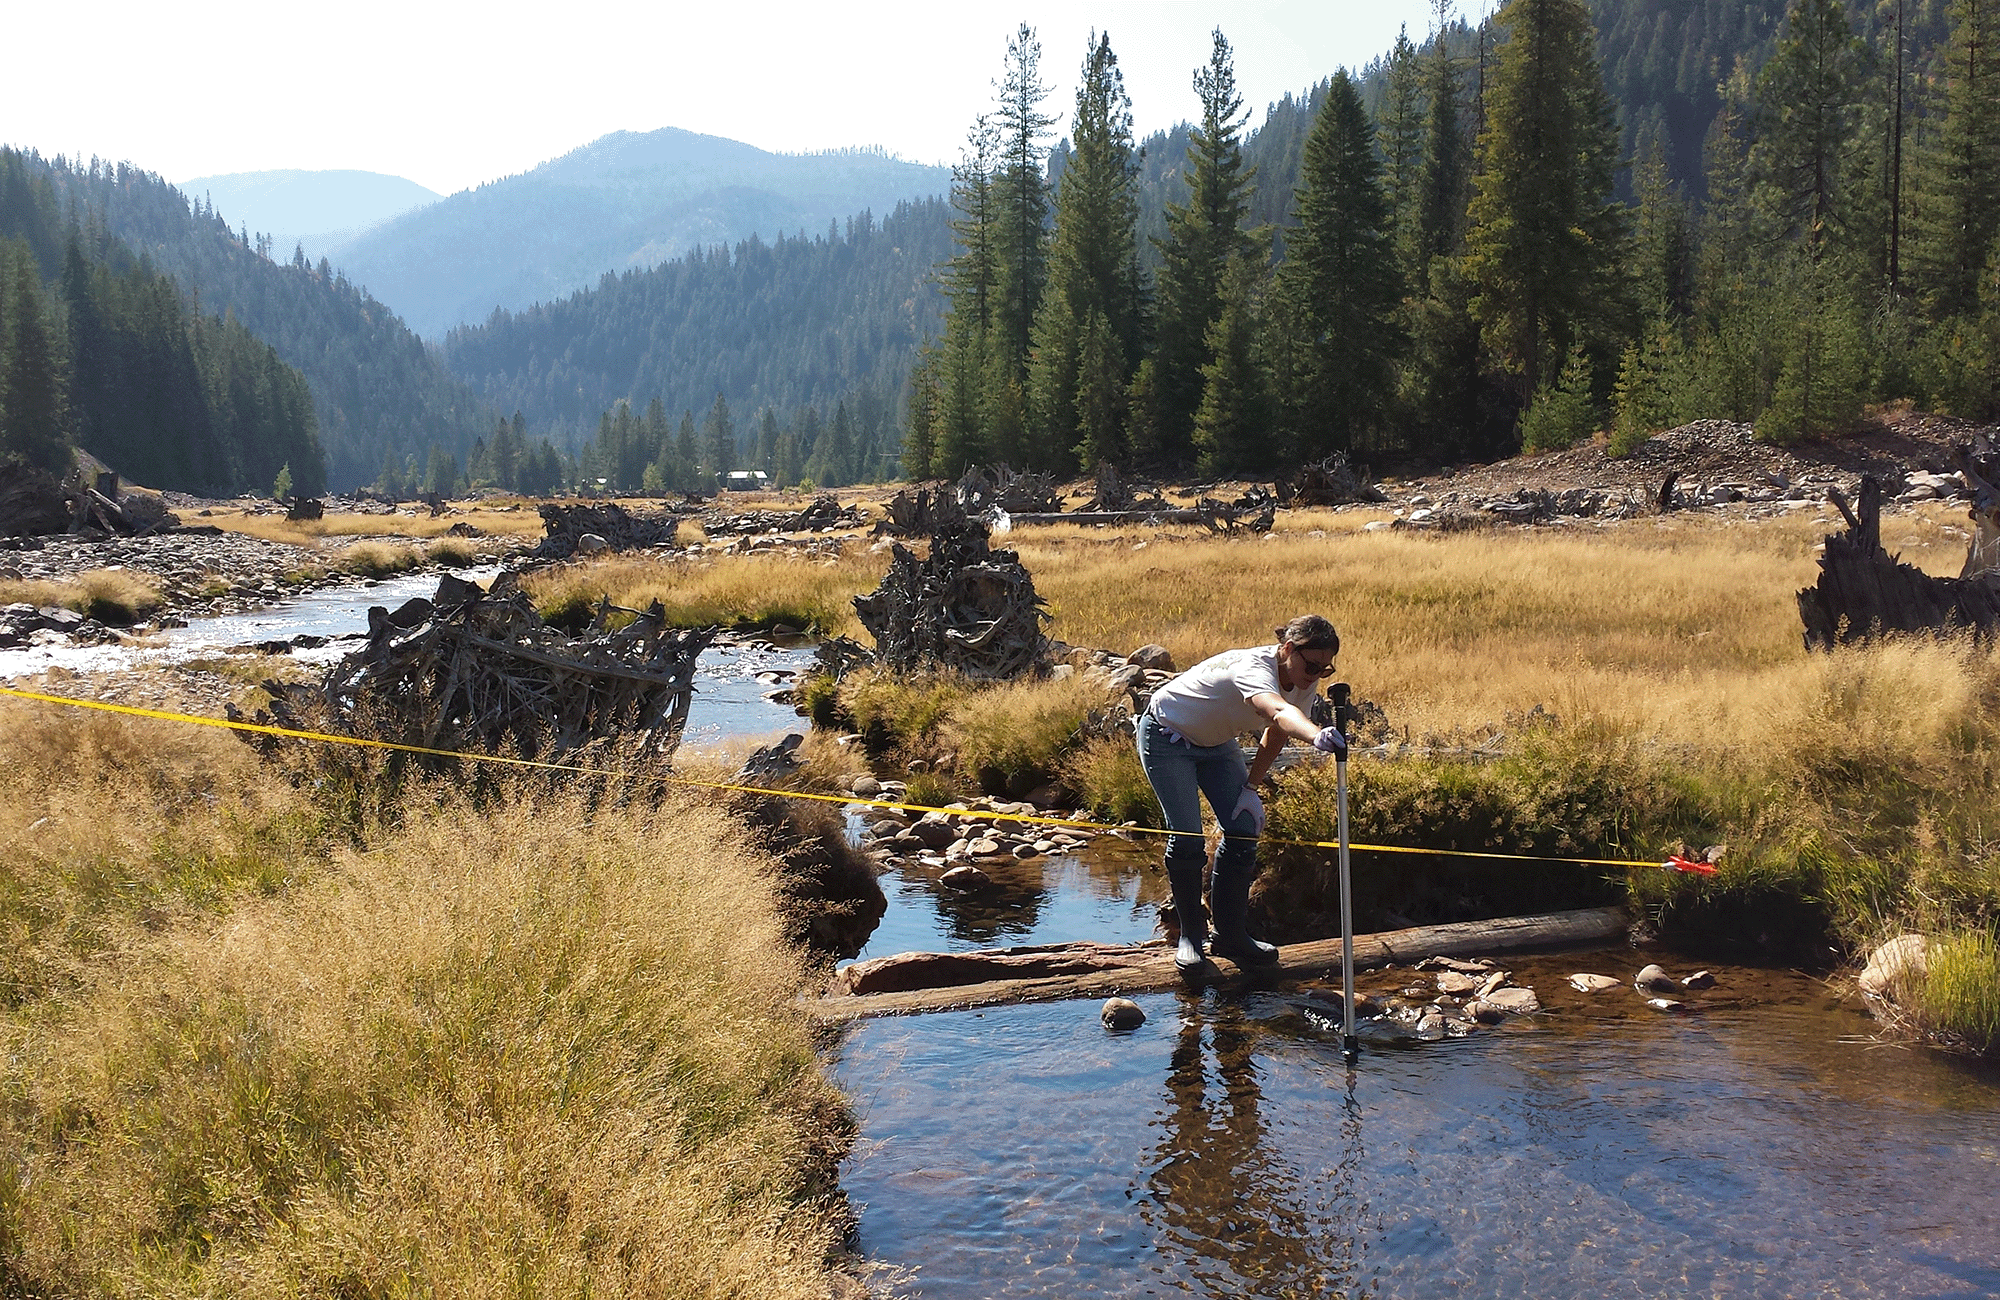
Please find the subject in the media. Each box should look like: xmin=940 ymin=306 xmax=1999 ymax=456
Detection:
xmin=853 ymin=522 xmax=1049 ymax=679
xmin=534 ymin=502 xmax=680 ymax=558
xmin=1798 ymin=471 xmax=2000 ymax=647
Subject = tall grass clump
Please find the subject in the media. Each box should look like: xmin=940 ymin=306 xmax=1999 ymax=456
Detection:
xmin=947 ymin=675 xmax=1118 ymax=796
xmin=1065 ymin=734 xmax=1159 ymax=827
xmin=1915 ymin=930 xmax=2000 ymax=1054
xmin=0 ymin=707 xmax=859 ymax=1296
xmin=0 ymin=568 xmax=164 ymax=624
xmin=836 ymin=667 xmax=971 ymax=751
xmin=523 ymin=553 xmax=883 ymax=634
xmin=424 ymin=535 xmax=479 ymax=567
xmin=338 ymin=540 xmax=423 ymax=577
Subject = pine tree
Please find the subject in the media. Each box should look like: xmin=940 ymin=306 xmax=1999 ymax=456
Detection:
xmin=992 ymin=24 xmax=1057 ymax=379
xmin=1027 ymin=31 xmax=1144 ymax=473
xmin=1072 ymin=306 xmax=1127 ymax=468
xmin=903 ymin=349 xmax=942 ymax=479
xmin=0 ymin=248 xmax=72 ymax=471
xmin=1925 ymin=0 xmax=2000 ymax=314
xmin=1279 ymin=69 xmax=1404 ymax=456
xmin=1192 ymin=254 xmax=1272 ymax=475
xmin=674 ymin=411 xmax=698 ymax=491
xmin=1464 ymin=0 xmax=1627 ymax=407
xmin=1153 ymin=29 xmax=1260 ymax=459
xmin=1751 ymin=0 xmax=1868 ymax=254
xmin=1417 ymin=0 xmax=1471 ymax=283
xmin=1379 ymin=25 xmax=1425 ymax=271
xmin=703 ymin=393 xmax=733 ymax=482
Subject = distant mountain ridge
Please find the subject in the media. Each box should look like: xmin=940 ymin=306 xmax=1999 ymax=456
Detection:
xmin=327 ymin=127 xmax=952 ymax=338
xmin=180 ymin=169 xmax=440 ymax=262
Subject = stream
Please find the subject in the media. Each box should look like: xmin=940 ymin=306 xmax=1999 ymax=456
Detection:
xmin=11 ymin=576 xmax=1998 ymax=1295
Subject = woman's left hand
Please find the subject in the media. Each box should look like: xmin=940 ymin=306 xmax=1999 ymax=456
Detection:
xmin=1232 ymin=787 xmax=1265 ymax=836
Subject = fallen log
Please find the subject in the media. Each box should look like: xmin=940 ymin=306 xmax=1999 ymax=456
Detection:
xmin=811 ymin=905 xmax=1627 ymax=1020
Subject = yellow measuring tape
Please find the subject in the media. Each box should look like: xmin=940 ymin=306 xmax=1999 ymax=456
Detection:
xmin=0 ymin=683 xmax=1705 ymax=873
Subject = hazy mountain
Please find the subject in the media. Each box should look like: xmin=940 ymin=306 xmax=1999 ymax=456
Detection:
xmin=326 ymin=127 xmax=951 ymax=338
xmin=180 ymin=168 xmax=439 ymax=261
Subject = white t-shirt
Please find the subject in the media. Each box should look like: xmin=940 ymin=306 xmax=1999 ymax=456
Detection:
xmin=1148 ymin=645 xmax=1318 ymax=747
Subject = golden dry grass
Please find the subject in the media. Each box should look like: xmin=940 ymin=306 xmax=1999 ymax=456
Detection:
xmin=522 ymin=550 xmax=888 ymax=634
xmin=0 ymin=568 xmax=165 ymax=624
xmin=208 ymin=504 xmax=547 ymax=546
xmin=336 ymin=539 xmax=424 ymax=577
xmin=0 ymin=706 xmax=854 ymax=1296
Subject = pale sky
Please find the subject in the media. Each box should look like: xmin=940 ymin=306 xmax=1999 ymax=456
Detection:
xmin=5 ymin=1 xmax=1454 ymax=197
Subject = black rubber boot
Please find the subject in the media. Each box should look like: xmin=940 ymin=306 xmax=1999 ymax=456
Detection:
xmin=1167 ymin=858 xmax=1215 ymax=974
xmin=1209 ymin=855 xmax=1280 ymax=967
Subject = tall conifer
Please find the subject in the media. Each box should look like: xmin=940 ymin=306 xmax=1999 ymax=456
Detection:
xmin=1154 ymin=30 xmax=1260 ymax=458
xmin=1279 ymin=70 xmax=1404 ymax=456
xmin=1463 ymin=0 xmax=1626 ymax=405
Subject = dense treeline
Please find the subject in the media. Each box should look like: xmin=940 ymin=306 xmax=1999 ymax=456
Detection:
xmin=0 ymin=154 xmax=323 ymax=494
xmin=2 ymin=150 xmax=495 ymax=491
xmin=905 ymin=0 xmax=2000 ymax=482
xmin=438 ymin=200 xmax=951 ymax=468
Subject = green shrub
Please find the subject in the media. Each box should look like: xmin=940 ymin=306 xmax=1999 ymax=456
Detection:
xmin=797 ymin=673 xmax=845 ymax=731
xmin=1519 ymin=347 xmax=1600 ymax=452
xmin=1918 ymin=929 xmax=2000 ymax=1054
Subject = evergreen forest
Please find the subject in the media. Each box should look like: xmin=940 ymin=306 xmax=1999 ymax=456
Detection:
xmin=904 ymin=0 xmax=2000 ymax=481
xmin=3 ymin=150 xmax=496 ymax=492
xmin=0 ymin=152 xmax=324 ymax=495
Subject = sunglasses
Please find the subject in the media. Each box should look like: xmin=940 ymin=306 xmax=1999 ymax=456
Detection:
xmin=1295 ymin=649 xmax=1337 ymax=677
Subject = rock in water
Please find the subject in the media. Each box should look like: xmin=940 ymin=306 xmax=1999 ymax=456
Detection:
xmin=1569 ymin=973 xmax=1622 ymax=993
xmin=1101 ymin=997 xmax=1146 ymax=1030
xmin=1435 ymin=971 xmax=1479 ymax=995
xmin=939 ymin=864 xmax=991 ymax=891
xmin=1859 ymin=934 xmax=1929 ymax=998
xmin=1635 ymin=964 xmax=1679 ymax=993
xmin=1681 ymin=970 xmax=1717 ymax=990
xmin=1646 ymin=997 xmax=1688 ymax=1013
xmin=1484 ymin=986 xmax=1540 ymax=1014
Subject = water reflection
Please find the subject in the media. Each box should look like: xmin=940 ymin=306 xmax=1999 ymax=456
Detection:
xmin=1145 ymin=995 xmax=1365 ymax=1298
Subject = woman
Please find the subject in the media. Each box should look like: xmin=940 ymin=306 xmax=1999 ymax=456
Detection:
xmin=1136 ymin=614 xmax=1347 ymax=973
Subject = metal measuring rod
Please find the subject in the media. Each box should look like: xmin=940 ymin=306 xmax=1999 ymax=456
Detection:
xmin=1329 ymin=682 xmax=1359 ymax=1062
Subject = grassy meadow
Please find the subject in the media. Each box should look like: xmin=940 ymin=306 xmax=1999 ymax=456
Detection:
xmin=746 ymin=501 xmax=1994 ymax=1049
xmin=0 ymin=705 xmax=859 ymax=1296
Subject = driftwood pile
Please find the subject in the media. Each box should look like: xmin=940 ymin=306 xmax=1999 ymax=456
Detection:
xmin=230 ymin=573 xmax=715 ymax=762
xmin=853 ymin=522 xmax=1049 ymax=680
xmin=701 ymin=493 xmax=864 ymax=537
xmin=1798 ymin=462 xmax=2000 ymax=648
xmin=874 ymin=483 xmax=969 ymax=537
xmin=533 ymin=502 xmax=680 ymax=558
xmin=1276 ymin=453 xmax=1388 ymax=506
xmin=0 ymin=463 xmax=181 ymax=538
xmin=1083 ymin=461 xmax=1168 ymax=514
xmin=957 ymin=464 xmax=1065 ymax=517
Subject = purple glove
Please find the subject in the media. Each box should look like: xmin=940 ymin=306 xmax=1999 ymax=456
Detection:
xmin=1313 ymin=726 xmax=1348 ymax=758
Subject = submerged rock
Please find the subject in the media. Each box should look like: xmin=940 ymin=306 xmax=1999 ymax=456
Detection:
xmin=1646 ymin=997 xmax=1688 ymax=1013
xmin=1484 ymin=986 xmax=1540 ymax=1014
xmin=940 ymin=864 xmax=991 ymax=891
xmin=1101 ymin=997 xmax=1146 ymax=1030
xmin=1635 ymin=964 xmax=1679 ymax=994
xmin=1569 ymin=973 xmax=1622 ymax=993
xmin=1681 ymin=970 xmax=1717 ymax=990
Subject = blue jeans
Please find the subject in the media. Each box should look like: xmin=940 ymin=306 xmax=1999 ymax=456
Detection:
xmin=1135 ymin=712 xmax=1258 ymax=878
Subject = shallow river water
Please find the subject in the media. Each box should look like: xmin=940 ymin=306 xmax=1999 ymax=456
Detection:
xmin=838 ymin=855 xmax=2000 ymax=1298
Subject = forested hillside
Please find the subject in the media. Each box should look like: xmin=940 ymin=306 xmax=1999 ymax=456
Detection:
xmin=331 ymin=129 xmax=951 ymax=339
xmin=0 ymin=153 xmax=323 ymax=495
xmin=439 ymin=199 xmax=952 ymax=460
xmin=905 ymin=0 xmax=2000 ymax=483
xmin=5 ymin=150 xmax=495 ymax=491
